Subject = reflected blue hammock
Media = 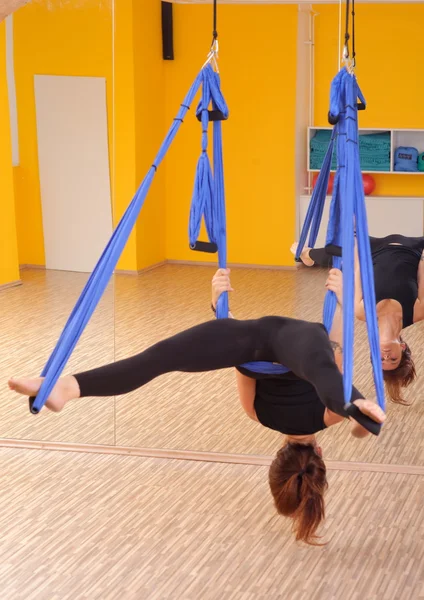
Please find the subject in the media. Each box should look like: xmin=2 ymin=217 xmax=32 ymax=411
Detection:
xmin=29 ymin=69 xmax=206 ymax=413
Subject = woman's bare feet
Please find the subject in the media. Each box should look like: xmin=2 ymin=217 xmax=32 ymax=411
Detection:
xmin=290 ymin=242 xmax=315 ymax=267
xmin=349 ymin=399 xmax=386 ymax=438
xmin=8 ymin=375 xmax=80 ymax=412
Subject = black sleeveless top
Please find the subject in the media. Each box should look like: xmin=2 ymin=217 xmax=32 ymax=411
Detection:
xmin=373 ymin=245 xmax=421 ymax=328
xmin=236 ymin=366 xmax=363 ymax=436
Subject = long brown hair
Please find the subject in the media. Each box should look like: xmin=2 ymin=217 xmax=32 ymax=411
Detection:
xmin=268 ymin=442 xmax=328 ymax=545
xmin=383 ymin=338 xmax=416 ymax=405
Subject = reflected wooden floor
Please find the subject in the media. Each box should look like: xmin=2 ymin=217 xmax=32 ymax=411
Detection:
xmin=0 ymin=270 xmax=116 ymax=445
xmin=1 ymin=265 xmax=424 ymax=465
xmin=0 ymin=447 xmax=423 ymax=600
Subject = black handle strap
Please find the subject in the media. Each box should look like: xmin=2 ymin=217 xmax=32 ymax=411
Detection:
xmin=190 ymin=241 xmax=218 ymax=254
xmin=29 ymin=396 xmax=39 ymax=414
xmin=196 ymin=109 xmax=227 ymax=122
xmin=344 ymin=403 xmax=382 ymax=436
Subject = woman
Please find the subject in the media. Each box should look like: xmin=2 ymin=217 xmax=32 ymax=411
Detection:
xmin=8 ymin=272 xmax=384 ymax=545
xmin=291 ymin=234 xmax=423 ymax=403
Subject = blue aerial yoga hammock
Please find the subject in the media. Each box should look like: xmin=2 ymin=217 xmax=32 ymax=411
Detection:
xmin=295 ymin=67 xmax=385 ymax=413
xmin=189 ymin=67 xmax=384 ymax=434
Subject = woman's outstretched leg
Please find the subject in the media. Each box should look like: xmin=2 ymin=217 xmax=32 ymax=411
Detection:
xmin=9 ymin=318 xmax=268 ymax=410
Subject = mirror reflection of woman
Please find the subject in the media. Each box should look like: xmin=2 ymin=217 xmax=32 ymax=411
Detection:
xmin=292 ymin=234 xmax=422 ymax=403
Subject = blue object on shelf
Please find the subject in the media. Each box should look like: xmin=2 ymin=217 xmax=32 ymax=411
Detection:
xmin=394 ymin=146 xmax=419 ymax=172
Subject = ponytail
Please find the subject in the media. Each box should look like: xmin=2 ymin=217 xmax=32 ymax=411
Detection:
xmin=268 ymin=443 xmax=328 ymax=545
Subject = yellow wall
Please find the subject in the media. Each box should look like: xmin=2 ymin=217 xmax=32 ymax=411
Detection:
xmin=164 ymin=4 xmax=298 ymax=266
xmin=0 ymin=23 xmax=20 ymax=285
xmin=13 ymin=0 xmax=112 ymax=267
xmin=313 ymin=3 xmax=424 ymax=197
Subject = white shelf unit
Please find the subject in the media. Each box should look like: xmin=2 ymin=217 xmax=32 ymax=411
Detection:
xmin=307 ymin=127 xmax=424 ymax=174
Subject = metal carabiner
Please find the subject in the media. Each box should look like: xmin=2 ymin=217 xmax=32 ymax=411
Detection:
xmin=202 ymin=38 xmax=219 ymax=72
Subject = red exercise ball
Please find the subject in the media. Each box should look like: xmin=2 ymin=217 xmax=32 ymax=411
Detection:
xmin=362 ymin=174 xmax=376 ymax=196
xmin=312 ymin=172 xmax=334 ymax=195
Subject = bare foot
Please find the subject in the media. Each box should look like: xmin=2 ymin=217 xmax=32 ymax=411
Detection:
xmin=349 ymin=399 xmax=386 ymax=438
xmin=8 ymin=375 xmax=80 ymax=412
xmin=290 ymin=242 xmax=315 ymax=267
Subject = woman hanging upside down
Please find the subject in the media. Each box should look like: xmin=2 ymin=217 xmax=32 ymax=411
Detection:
xmin=291 ymin=234 xmax=424 ymax=403
xmin=8 ymin=269 xmax=385 ymax=545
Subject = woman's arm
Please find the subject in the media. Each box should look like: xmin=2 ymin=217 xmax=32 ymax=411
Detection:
xmin=212 ymin=270 xmax=257 ymax=420
xmin=0 ymin=0 xmax=29 ymax=21
xmin=328 ymin=305 xmax=343 ymax=372
xmin=211 ymin=268 xmax=234 ymax=318
xmin=235 ymin=371 xmax=258 ymax=421
xmin=325 ymin=269 xmax=344 ymax=371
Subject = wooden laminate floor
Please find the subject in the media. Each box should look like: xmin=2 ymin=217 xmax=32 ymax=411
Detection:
xmin=1 ymin=447 xmax=423 ymax=600
xmin=1 ymin=266 xmax=424 ymax=466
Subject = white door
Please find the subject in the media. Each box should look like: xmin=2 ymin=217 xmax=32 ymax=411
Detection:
xmin=34 ymin=75 xmax=112 ymax=272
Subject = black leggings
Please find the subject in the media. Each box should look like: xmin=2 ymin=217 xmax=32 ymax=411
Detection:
xmin=309 ymin=234 xmax=424 ymax=268
xmin=74 ymin=316 xmax=353 ymax=419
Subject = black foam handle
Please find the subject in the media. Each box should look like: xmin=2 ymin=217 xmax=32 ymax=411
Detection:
xmin=189 ymin=241 xmax=218 ymax=254
xmin=29 ymin=396 xmax=39 ymax=414
xmin=196 ymin=109 xmax=227 ymax=122
xmin=328 ymin=112 xmax=339 ymax=125
xmin=324 ymin=243 xmax=343 ymax=258
xmin=344 ymin=403 xmax=382 ymax=436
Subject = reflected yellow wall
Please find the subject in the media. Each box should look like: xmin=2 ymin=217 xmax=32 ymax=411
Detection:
xmin=13 ymin=0 xmax=112 ymax=267
xmin=0 ymin=23 xmax=19 ymax=285
xmin=6 ymin=2 xmax=424 ymax=279
xmin=113 ymin=0 xmax=137 ymax=271
xmin=313 ymin=4 xmax=424 ymax=197
xmin=113 ymin=0 xmax=166 ymax=272
xmin=164 ymin=4 xmax=298 ymax=266
xmin=133 ymin=0 xmax=166 ymax=270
